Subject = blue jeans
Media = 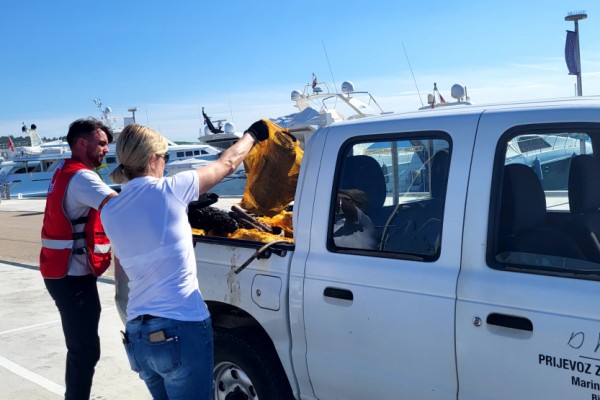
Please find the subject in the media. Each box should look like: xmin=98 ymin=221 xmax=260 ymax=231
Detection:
xmin=123 ymin=316 xmax=214 ymax=400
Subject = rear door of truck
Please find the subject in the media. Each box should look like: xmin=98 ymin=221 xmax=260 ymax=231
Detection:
xmin=457 ymin=103 xmax=600 ymax=399
xmin=297 ymin=110 xmax=479 ymax=399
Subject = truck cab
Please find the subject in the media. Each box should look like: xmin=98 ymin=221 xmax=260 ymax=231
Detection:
xmin=116 ymin=97 xmax=600 ymax=399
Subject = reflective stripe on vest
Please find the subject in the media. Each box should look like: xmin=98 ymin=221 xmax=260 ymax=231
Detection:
xmin=41 ymin=238 xmax=73 ymax=249
xmin=94 ymin=244 xmax=111 ymax=254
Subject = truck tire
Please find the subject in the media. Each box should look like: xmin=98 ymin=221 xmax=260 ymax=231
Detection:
xmin=214 ymin=328 xmax=294 ymax=400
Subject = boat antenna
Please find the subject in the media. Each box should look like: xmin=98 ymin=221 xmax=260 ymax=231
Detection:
xmin=402 ymin=42 xmax=424 ymax=107
xmin=228 ymin=96 xmax=235 ymax=125
xmin=322 ymin=41 xmax=337 ymax=94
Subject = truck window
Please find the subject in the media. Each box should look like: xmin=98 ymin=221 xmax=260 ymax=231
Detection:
xmin=491 ymin=126 xmax=600 ymax=278
xmin=329 ymin=136 xmax=451 ymax=261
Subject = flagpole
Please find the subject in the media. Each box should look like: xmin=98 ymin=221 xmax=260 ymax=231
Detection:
xmin=565 ymin=11 xmax=587 ymax=96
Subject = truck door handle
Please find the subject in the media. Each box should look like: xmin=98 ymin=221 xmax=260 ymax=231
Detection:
xmin=324 ymin=287 xmax=353 ymax=301
xmin=486 ymin=313 xmax=533 ymax=331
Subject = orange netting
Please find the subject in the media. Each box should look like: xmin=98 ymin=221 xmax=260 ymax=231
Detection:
xmin=241 ymin=119 xmax=303 ymax=217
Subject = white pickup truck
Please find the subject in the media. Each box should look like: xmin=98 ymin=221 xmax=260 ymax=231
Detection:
xmin=116 ymin=97 xmax=600 ymax=400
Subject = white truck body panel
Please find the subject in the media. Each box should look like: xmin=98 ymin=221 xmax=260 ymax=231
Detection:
xmin=457 ymin=104 xmax=600 ymax=399
xmin=299 ymin=113 xmax=480 ymax=398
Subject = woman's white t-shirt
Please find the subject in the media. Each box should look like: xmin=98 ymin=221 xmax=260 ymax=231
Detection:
xmin=101 ymin=171 xmax=209 ymax=322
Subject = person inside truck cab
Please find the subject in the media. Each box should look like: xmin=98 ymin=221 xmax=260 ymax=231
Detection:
xmin=333 ymin=188 xmax=377 ymax=249
xmin=100 ymin=121 xmax=269 ymax=399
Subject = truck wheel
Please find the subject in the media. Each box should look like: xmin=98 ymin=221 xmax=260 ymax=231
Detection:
xmin=214 ymin=329 xmax=293 ymax=400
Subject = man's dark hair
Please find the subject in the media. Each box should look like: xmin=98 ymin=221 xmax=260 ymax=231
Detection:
xmin=66 ymin=119 xmax=113 ymax=148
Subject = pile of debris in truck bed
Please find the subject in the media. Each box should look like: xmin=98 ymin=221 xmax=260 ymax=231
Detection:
xmin=188 ymin=119 xmax=301 ymax=243
xmin=188 ymin=203 xmax=294 ymax=243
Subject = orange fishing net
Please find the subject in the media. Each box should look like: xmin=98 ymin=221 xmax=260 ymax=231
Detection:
xmin=241 ymin=119 xmax=303 ymax=217
xmin=256 ymin=211 xmax=293 ymax=238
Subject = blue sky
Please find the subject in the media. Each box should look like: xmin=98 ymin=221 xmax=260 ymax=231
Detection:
xmin=1 ymin=1 xmax=599 ymax=142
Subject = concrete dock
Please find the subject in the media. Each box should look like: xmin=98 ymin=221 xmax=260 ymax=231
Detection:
xmin=0 ymin=198 xmax=151 ymax=399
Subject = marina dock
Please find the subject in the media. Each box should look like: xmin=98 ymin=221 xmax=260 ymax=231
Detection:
xmin=0 ymin=198 xmax=151 ymax=399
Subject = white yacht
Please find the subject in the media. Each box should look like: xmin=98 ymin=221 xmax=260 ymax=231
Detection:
xmin=187 ymin=77 xmax=393 ymax=197
xmin=0 ymin=124 xmax=74 ymax=198
xmin=272 ymin=77 xmax=392 ymax=149
xmin=0 ymin=124 xmax=70 ymax=162
xmin=0 ymin=100 xmax=224 ymax=199
xmin=0 ymin=138 xmax=223 ymax=199
xmin=199 ymin=78 xmax=391 ymax=151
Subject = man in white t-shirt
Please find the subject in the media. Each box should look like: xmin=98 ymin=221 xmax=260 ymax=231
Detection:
xmin=40 ymin=119 xmax=117 ymax=400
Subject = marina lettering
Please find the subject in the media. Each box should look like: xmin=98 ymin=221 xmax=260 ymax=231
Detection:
xmin=539 ymin=354 xmax=592 ymax=374
xmin=572 ymin=376 xmax=600 ymax=391
xmin=570 ymin=332 xmax=585 ymax=349
xmin=566 ymin=331 xmax=600 ymax=354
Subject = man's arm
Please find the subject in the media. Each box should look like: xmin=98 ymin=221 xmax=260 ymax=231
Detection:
xmin=67 ymin=170 xmax=117 ymax=213
xmin=98 ymin=192 xmax=117 ymax=211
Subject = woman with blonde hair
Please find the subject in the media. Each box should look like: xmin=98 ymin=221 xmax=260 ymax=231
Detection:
xmin=101 ymin=121 xmax=268 ymax=399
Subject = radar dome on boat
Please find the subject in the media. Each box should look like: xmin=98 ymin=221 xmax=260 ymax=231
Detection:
xmin=451 ymin=84 xmax=466 ymax=100
xmin=341 ymin=81 xmax=355 ymax=94
xmin=223 ymin=122 xmax=236 ymax=134
xmin=291 ymin=90 xmax=303 ymax=101
xmin=104 ymin=107 xmax=112 ymax=114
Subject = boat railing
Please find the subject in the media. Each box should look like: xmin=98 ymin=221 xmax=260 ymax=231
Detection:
xmin=298 ymin=81 xmax=388 ymax=117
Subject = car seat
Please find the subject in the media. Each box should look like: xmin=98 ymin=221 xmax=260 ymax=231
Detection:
xmin=566 ymin=155 xmax=600 ymax=263
xmin=339 ymin=155 xmax=387 ymax=219
xmin=499 ymin=163 xmax=584 ymax=259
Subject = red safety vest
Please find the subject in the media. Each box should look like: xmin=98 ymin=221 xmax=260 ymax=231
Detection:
xmin=39 ymin=159 xmax=112 ymax=278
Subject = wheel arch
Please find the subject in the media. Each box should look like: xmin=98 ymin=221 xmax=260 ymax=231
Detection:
xmin=206 ymin=300 xmax=297 ymax=396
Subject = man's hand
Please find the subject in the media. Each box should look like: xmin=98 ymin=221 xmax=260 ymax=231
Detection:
xmin=245 ymin=119 xmax=270 ymax=142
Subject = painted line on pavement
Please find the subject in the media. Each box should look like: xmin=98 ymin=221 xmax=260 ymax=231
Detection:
xmin=0 ymin=319 xmax=61 ymax=336
xmin=0 ymin=306 xmax=117 ymax=337
xmin=0 ymin=355 xmax=64 ymax=397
